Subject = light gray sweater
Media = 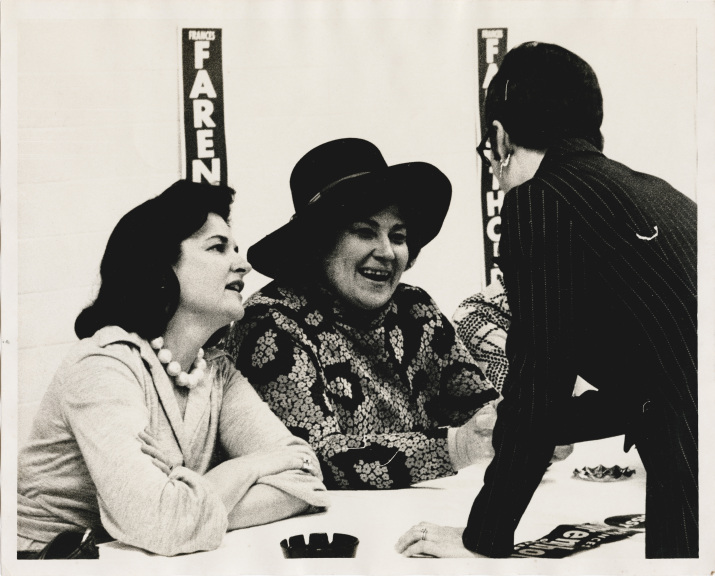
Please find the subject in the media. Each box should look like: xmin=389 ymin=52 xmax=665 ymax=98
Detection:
xmin=18 ymin=326 xmax=329 ymax=556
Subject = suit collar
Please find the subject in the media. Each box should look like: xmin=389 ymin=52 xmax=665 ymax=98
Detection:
xmin=543 ymin=137 xmax=603 ymax=160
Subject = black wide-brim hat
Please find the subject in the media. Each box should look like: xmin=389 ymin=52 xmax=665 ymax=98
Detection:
xmin=248 ymin=138 xmax=452 ymax=279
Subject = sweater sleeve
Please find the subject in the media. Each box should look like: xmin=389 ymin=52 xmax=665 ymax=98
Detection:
xmin=61 ymin=349 xmax=228 ymax=556
xmin=232 ymin=311 xmax=489 ymax=490
xmin=463 ymin=182 xmax=580 ymax=556
xmin=217 ymin=366 xmax=330 ymax=508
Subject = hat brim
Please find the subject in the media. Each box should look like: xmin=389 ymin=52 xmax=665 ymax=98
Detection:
xmin=248 ymin=162 xmax=451 ymax=280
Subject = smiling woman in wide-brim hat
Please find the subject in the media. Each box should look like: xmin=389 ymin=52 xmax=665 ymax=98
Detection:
xmin=223 ymin=138 xmax=499 ymax=492
xmin=247 ymin=137 xmax=452 ymax=280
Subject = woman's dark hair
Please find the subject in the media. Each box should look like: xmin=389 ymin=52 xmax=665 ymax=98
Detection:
xmin=486 ymin=41 xmax=604 ymax=151
xmin=75 ymin=180 xmax=235 ymax=340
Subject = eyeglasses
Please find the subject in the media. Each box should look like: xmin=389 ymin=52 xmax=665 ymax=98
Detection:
xmin=476 ymin=127 xmax=495 ymax=166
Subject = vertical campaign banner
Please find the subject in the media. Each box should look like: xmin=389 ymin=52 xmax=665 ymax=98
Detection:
xmin=181 ymin=28 xmax=227 ymax=185
xmin=477 ymin=28 xmax=507 ymax=286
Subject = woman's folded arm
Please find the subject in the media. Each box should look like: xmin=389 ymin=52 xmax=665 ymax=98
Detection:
xmin=64 ymin=352 xmax=228 ymax=556
xmin=215 ymin=365 xmax=329 ymax=522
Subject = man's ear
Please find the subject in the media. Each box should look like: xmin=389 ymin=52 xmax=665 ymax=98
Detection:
xmin=492 ymin=120 xmax=512 ymax=162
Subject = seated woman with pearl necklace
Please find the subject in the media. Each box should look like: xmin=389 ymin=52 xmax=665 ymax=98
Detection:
xmin=17 ymin=180 xmax=329 ymax=558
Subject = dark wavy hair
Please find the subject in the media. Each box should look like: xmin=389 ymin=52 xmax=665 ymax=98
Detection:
xmin=486 ymin=41 xmax=604 ymax=152
xmin=75 ymin=180 xmax=235 ymax=340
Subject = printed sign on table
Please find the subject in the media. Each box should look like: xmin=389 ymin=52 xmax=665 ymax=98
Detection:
xmin=512 ymin=522 xmax=639 ymax=558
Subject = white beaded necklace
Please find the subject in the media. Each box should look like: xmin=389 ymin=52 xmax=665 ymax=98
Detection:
xmin=150 ymin=337 xmax=207 ymax=389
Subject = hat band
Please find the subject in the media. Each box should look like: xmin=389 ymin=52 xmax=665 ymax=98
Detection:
xmin=290 ymin=171 xmax=371 ymax=221
xmin=307 ymin=171 xmax=371 ymax=205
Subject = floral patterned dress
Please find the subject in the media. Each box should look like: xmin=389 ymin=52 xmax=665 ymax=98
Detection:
xmin=224 ymin=282 xmax=498 ymax=489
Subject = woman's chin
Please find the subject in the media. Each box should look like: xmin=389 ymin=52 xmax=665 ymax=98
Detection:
xmin=229 ymin=308 xmax=246 ymax=323
xmin=210 ymin=307 xmax=246 ymax=329
xmin=350 ymin=292 xmax=393 ymax=311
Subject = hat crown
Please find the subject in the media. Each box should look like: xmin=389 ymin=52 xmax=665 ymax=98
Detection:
xmin=289 ymin=138 xmax=389 ymax=211
xmin=248 ymin=137 xmax=451 ymax=280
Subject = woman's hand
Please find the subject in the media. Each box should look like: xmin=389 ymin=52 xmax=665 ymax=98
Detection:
xmin=139 ymin=430 xmax=178 ymax=475
xmin=240 ymin=443 xmax=321 ymax=480
xmin=395 ymin=522 xmax=485 ymax=558
xmin=203 ymin=442 xmax=322 ymax=518
xmin=552 ymin=443 xmax=574 ymax=462
xmin=448 ymin=402 xmax=498 ymax=470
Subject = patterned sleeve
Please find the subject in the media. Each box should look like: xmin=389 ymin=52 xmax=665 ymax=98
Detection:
xmin=408 ymin=288 xmax=500 ymax=425
xmin=452 ymin=278 xmax=511 ymax=394
xmin=229 ymin=309 xmax=482 ymax=490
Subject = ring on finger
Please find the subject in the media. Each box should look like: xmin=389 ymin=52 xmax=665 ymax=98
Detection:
xmin=420 ymin=527 xmax=428 ymax=541
xmin=301 ymin=456 xmax=312 ymax=471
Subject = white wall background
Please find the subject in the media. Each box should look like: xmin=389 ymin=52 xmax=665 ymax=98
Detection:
xmin=4 ymin=0 xmax=710 ymax=447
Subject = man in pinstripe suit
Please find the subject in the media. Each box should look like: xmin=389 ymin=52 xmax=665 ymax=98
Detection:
xmin=397 ymin=42 xmax=697 ymax=559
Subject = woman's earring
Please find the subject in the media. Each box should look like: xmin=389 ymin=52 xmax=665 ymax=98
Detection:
xmin=499 ymin=153 xmax=511 ymax=178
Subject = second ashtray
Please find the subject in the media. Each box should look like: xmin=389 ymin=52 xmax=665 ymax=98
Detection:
xmin=573 ymin=464 xmax=636 ymax=482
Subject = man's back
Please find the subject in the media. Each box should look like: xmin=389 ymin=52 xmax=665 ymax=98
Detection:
xmin=464 ymin=137 xmax=697 ymax=558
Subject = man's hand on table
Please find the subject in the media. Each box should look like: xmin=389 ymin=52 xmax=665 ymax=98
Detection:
xmin=395 ymin=522 xmax=486 ymax=558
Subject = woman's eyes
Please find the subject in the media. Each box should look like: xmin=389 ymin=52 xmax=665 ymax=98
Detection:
xmin=352 ymin=227 xmax=375 ymax=239
xmin=350 ymin=227 xmax=407 ymax=244
xmin=208 ymin=243 xmax=228 ymax=253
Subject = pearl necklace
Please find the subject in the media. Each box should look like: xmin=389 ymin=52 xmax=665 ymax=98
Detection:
xmin=150 ymin=337 xmax=207 ymax=389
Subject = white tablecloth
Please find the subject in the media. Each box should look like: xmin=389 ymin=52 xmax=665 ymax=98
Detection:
xmin=97 ymin=435 xmax=651 ymax=575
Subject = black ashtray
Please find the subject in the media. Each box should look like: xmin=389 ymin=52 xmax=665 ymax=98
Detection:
xmin=280 ymin=533 xmax=359 ymax=558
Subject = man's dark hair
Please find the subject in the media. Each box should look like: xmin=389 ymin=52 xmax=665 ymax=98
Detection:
xmin=486 ymin=41 xmax=604 ymax=152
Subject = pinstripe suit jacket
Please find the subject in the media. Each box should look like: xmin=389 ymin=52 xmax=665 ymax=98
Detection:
xmin=463 ymin=138 xmax=697 ymax=557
